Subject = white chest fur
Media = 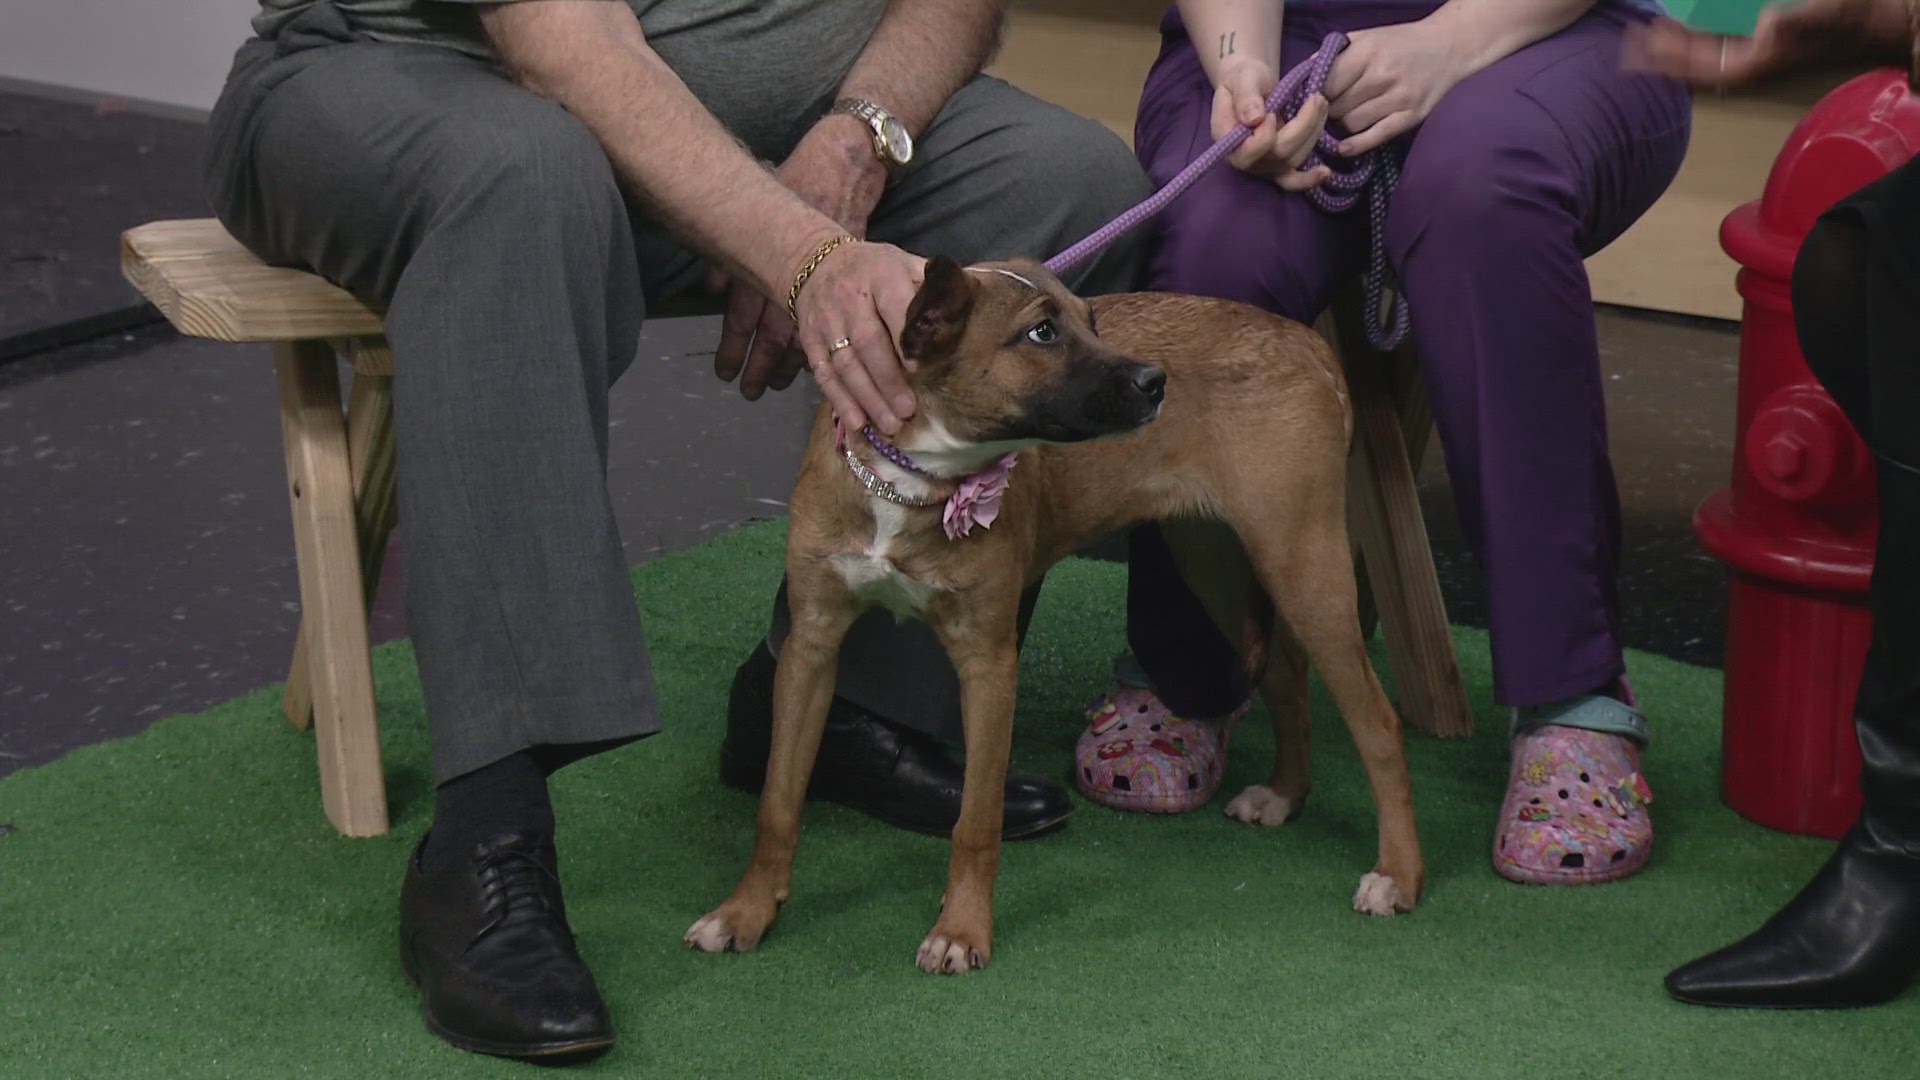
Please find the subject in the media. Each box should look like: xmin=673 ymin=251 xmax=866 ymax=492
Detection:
xmin=830 ymin=500 xmax=939 ymax=617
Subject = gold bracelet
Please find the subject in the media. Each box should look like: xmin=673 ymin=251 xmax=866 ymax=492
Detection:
xmin=787 ymin=234 xmax=859 ymax=323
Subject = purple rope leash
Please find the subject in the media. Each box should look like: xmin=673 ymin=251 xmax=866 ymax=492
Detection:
xmin=1043 ymin=32 xmax=1409 ymax=351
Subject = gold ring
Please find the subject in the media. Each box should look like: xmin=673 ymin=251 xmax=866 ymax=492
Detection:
xmin=829 ymin=336 xmax=853 ymax=353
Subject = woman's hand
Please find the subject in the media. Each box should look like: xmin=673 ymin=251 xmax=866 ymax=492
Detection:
xmin=1627 ymin=1 xmax=1913 ymax=87
xmin=1212 ymin=55 xmax=1334 ymax=189
xmin=1322 ymin=19 xmax=1478 ymax=156
xmin=787 ymin=239 xmax=925 ymax=436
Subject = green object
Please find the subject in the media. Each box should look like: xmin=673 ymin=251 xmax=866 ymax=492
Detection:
xmin=3 ymin=519 xmax=1915 ymax=1078
xmin=1665 ymin=0 xmax=1770 ymax=36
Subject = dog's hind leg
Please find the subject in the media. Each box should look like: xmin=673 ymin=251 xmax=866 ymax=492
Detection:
xmin=1245 ymin=521 xmax=1424 ymax=915
xmin=917 ymin=590 xmax=1023 ymax=974
xmin=687 ymin=569 xmax=858 ymax=954
xmin=1224 ymin=622 xmax=1313 ymax=827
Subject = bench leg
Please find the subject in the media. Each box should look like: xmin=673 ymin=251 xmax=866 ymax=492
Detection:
xmin=275 ymin=341 xmax=389 ymax=836
xmin=1344 ymin=353 xmax=1475 ymax=739
xmin=1319 ymin=293 xmax=1473 ymax=740
xmin=283 ymin=371 xmax=398 ymax=734
xmin=1355 ymin=343 xmax=1439 ymax=638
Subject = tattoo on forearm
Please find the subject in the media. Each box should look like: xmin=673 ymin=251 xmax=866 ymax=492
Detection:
xmin=1219 ymin=31 xmax=1236 ymax=59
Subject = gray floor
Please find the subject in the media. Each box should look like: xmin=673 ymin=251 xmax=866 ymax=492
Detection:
xmin=0 ymin=89 xmax=1742 ymax=780
xmin=0 ymin=312 xmax=817 ymax=774
xmin=0 ymin=90 xmax=204 ymax=357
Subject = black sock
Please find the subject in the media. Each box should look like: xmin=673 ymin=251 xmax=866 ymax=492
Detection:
xmin=420 ymin=750 xmax=555 ymax=872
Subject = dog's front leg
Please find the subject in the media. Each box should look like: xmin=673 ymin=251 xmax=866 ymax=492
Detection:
xmin=918 ymin=614 xmax=1020 ymax=974
xmin=687 ymin=581 xmax=856 ymax=954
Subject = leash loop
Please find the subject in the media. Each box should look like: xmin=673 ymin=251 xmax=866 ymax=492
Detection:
xmin=1043 ymin=32 xmax=1410 ymax=351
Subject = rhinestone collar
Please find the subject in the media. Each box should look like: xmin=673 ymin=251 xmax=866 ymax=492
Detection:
xmin=842 ymin=447 xmax=943 ymax=508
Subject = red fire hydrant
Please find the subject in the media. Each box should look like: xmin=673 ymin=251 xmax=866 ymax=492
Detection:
xmin=1696 ymin=69 xmax=1920 ymax=839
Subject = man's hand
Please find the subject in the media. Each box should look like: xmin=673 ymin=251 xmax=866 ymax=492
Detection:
xmin=1212 ymin=56 xmax=1333 ymax=189
xmin=1627 ymin=2 xmax=1912 ymax=87
xmin=1322 ymin=19 xmax=1477 ymax=156
xmin=713 ymin=115 xmax=889 ymax=403
xmin=788 ymin=240 xmax=925 ymax=435
xmin=707 ymin=0 xmax=1003 ymax=418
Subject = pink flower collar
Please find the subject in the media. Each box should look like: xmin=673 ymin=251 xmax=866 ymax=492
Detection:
xmin=939 ymin=452 xmax=1018 ymax=539
xmin=836 ymin=421 xmax=1018 ymax=540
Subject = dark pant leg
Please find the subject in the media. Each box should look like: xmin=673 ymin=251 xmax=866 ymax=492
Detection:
xmin=760 ymin=75 xmax=1152 ymax=744
xmin=1382 ymin=7 xmax=1690 ymax=707
xmin=1793 ymin=161 xmax=1920 ymax=466
xmin=1794 ymin=165 xmax=1920 ymax=837
xmin=205 ymin=27 xmax=658 ymax=784
xmin=1122 ymin=16 xmax=1362 ymax=717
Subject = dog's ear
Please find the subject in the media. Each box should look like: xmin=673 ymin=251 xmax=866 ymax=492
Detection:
xmin=900 ymin=255 xmax=975 ymax=361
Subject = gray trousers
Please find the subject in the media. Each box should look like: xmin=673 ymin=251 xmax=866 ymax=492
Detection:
xmin=204 ymin=21 xmax=1148 ymax=782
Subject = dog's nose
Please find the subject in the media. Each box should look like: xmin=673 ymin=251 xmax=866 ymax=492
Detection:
xmin=1132 ymin=365 xmax=1166 ymax=405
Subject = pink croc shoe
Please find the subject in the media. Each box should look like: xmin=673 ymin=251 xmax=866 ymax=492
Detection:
xmin=1075 ymin=685 xmax=1243 ymax=813
xmin=1493 ymin=693 xmax=1653 ymax=885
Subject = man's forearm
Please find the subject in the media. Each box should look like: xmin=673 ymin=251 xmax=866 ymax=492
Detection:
xmin=1427 ymin=0 xmax=1598 ymax=73
xmin=482 ymin=1 xmax=842 ymax=301
xmin=837 ymin=0 xmax=1009 ymax=135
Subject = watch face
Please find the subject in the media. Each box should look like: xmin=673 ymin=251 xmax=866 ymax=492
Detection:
xmin=880 ymin=117 xmax=913 ymax=165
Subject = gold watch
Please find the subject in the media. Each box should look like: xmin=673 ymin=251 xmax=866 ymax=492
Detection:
xmin=830 ymin=98 xmax=914 ymax=170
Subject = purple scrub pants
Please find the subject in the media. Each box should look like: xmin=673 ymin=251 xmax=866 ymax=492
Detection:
xmin=1127 ymin=1 xmax=1692 ymax=714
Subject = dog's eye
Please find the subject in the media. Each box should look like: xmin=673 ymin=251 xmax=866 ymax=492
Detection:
xmin=1026 ymin=319 xmax=1058 ymax=345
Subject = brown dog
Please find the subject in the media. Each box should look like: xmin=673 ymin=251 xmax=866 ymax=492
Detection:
xmin=687 ymin=256 xmax=1423 ymax=973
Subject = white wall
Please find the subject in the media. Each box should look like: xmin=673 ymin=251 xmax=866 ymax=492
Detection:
xmin=0 ymin=0 xmax=258 ymax=115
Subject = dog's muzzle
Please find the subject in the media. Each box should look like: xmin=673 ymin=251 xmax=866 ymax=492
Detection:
xmin=1083 ymin=360 xmax=1165 ymax=434
xmin=1131 ymin=364 xmax=1166 ymax=413
xmin=1108 ymin=362 xmax=1166 ymax=429
xmin=992 ymin=356 xmax=1168 ymax=443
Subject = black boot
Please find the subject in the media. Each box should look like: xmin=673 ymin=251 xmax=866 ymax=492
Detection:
xmin=1663 ymin=816 xmax=1920 ymax=1008
xmin=1669 ymin=185 xmax=1920 ymax=1009
xmin=1668 ymin=469 xmax=1920 ymax=1007
xmin=720 ymin=640 xmax=1073 ymax=839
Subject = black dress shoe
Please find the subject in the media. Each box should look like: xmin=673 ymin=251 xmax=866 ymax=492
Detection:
xmin=721 ymin=641 xmax=1073 ymax=839
xmin=399 ymin=831 xmax=615 ymax=1060
xmin=1664 ymin=820 xmax=1920 ymax=1009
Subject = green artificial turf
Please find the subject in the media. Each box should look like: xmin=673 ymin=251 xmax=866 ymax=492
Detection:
xmin=3 ymin=519 xmax=1914 ymax=1078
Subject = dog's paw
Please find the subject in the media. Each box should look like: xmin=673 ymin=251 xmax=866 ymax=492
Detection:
xmin=1351 ymin=872 xmax=1412 ymax=917
xmin=685 ymin=897 xmax=778 ymax=954
xmin=916 ymin=926 xmax=991 ymax=975
xmin=1224 ymin=784 xmax=1298 ymax=826
xmin=684 ymin=913 xmax=738 ymax=952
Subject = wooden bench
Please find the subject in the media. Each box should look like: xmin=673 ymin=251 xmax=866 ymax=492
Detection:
xmin=121 ymin=217 xmax=1469 ymax=839
xmin=124 ymin=218 xmax=395 ymax=837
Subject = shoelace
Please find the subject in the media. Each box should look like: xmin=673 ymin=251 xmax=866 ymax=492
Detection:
xmin=474 ymin=845 xmax=561 ymax=932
